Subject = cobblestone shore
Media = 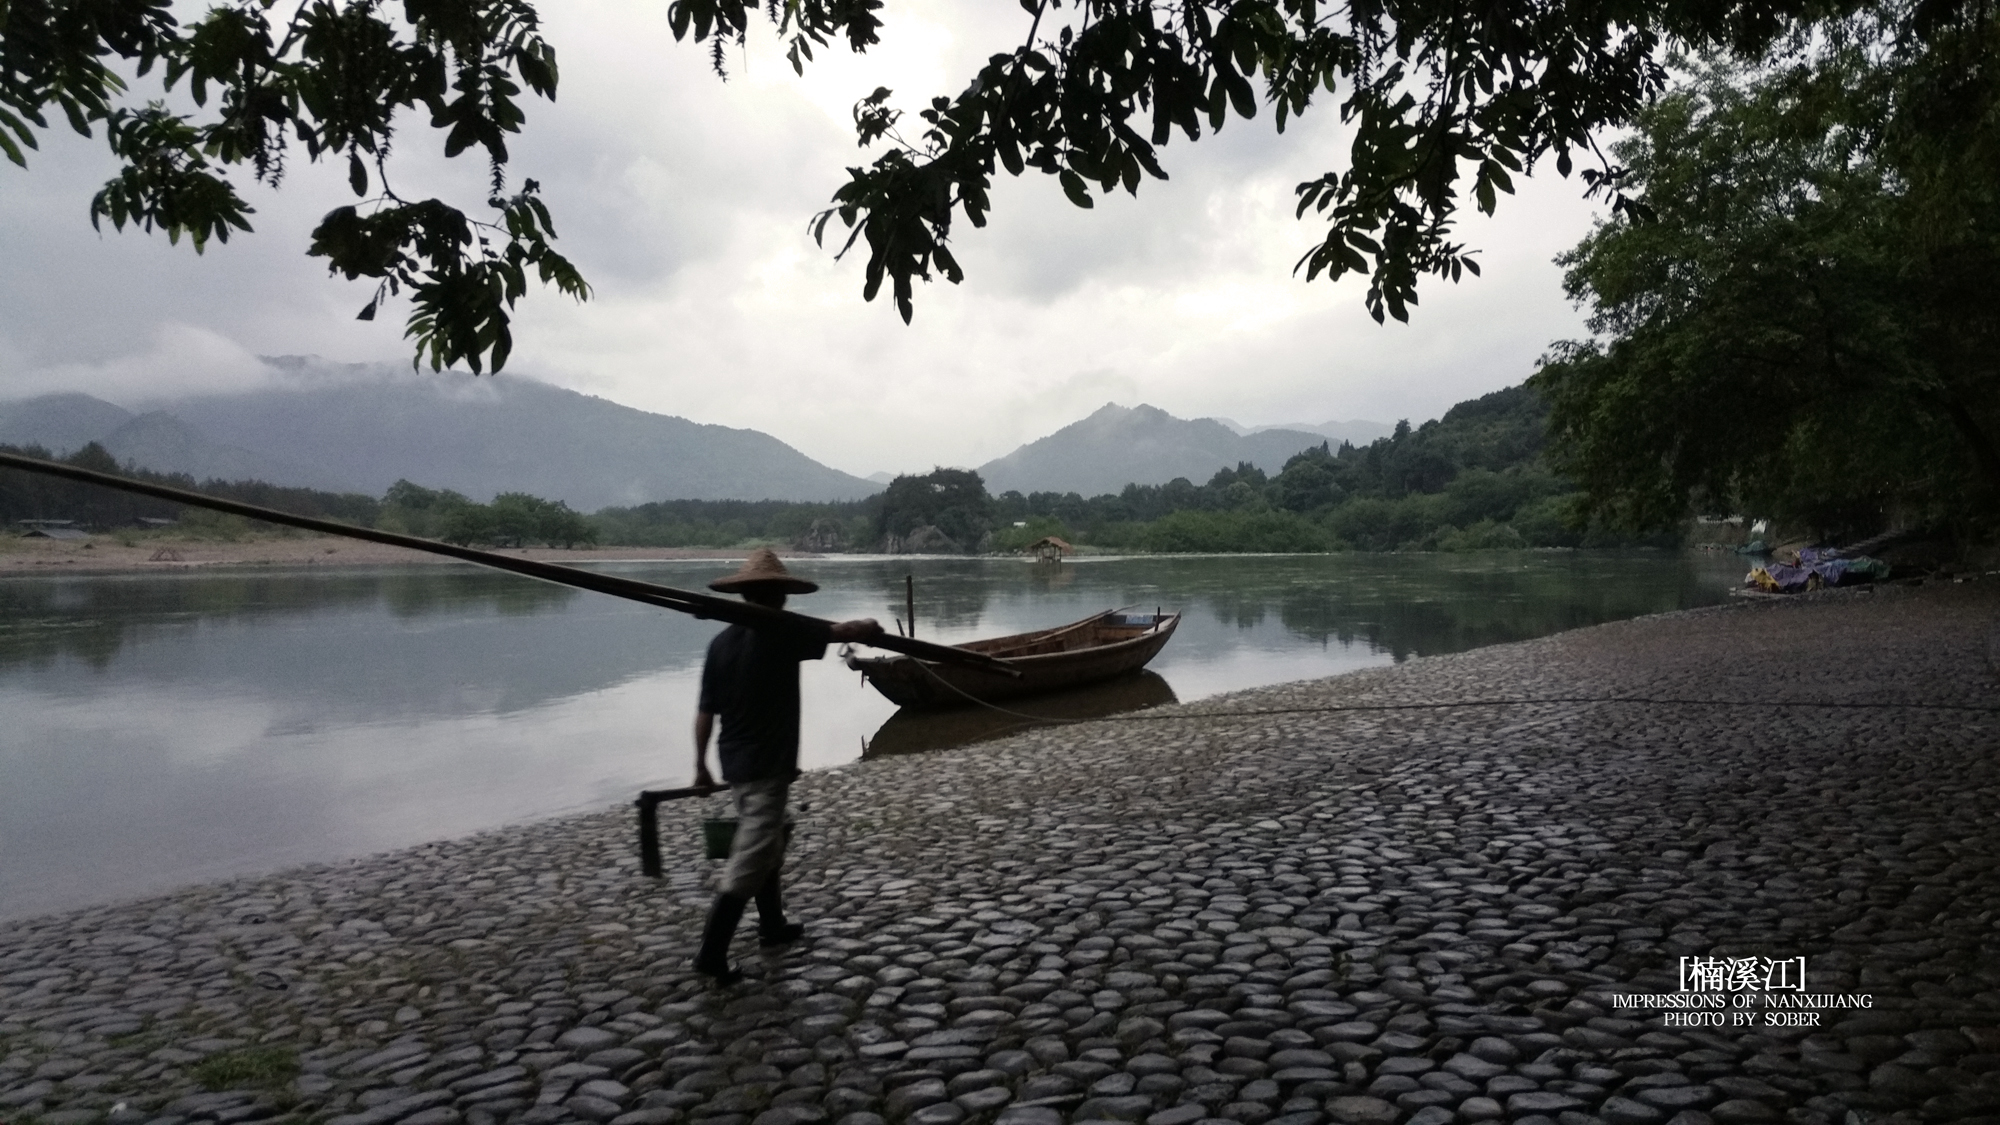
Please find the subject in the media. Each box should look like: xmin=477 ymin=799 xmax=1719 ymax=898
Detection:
xmin=5 ymin=584 xmax=1998 ymax=1125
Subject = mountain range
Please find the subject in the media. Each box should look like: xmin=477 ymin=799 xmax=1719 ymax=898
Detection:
xmin=0 ymin=359 xmax=881 ymax=509
xmin=0 ymin=400 xmax=334 ymax=487
xmin=2 ymin=361 xmax=1393 ymax=507
xmin=976 ymin=404 xmax=1364 ymax=497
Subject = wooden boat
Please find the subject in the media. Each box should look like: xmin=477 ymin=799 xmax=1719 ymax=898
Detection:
xmin=846 ymin=608 xmax=1180 ymax=709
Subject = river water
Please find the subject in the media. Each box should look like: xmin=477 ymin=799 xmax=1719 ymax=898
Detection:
xmin=0 ymin=550 xmax=1744 ymax=919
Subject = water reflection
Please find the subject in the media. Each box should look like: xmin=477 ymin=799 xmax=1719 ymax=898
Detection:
xmin=0 ymin=550 xmax=1746 ymax=919
xmin=864 ymin=670 xmax=1179 ymax=758
xmin=1025 ymin=564 xmax=1078 ymax=592
xmin=1117 ymin=553 xmax=1736 ymax=658
xmin=858 ymin=568 xmax=992 ymax=633
xmin=0 ymin=569 xmax=575 ymax=672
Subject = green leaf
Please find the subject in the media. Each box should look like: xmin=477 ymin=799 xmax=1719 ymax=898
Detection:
xmin=1226 ymin=73 xmax=1256 ymax=120
xmin=0 ymin=108 xmax=37 ymax=168
xmin=1058 ymin=168 xmax=1094 ymax=208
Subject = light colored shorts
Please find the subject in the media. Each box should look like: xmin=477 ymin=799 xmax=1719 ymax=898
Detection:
xmin=720 ymin=777 xmax=790 ymax=897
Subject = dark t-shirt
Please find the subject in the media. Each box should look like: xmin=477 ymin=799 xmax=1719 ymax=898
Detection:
xmin=699 ymin=619 xmax=832 ymax=782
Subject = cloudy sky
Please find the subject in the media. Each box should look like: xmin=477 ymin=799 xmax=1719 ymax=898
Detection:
xmin=0 ymin=0 xmax=1606 ymax=479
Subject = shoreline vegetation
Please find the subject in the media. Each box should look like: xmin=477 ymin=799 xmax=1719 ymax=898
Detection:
xmin=0 ymin=386 xmax=1766 ymax=566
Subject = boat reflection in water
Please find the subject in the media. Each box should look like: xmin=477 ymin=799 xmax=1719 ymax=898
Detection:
xmin=862 ymin=670 xmax=1179 ymax=759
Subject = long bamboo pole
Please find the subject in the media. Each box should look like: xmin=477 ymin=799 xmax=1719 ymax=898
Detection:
xmin=0 ymin=451 xmax=1020 ymax=676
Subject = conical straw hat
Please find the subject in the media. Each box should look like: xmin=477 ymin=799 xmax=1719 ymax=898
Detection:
xmin=708 ymin=547 xmax=819 ymax=594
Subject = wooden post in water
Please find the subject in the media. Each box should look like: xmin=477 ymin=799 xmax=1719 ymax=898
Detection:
xmin=906 ymin=574 xmax=916 ymax=640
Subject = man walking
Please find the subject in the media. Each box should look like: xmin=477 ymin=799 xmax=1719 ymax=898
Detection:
xmin=692 ymin=548 xmax=881 ymax=983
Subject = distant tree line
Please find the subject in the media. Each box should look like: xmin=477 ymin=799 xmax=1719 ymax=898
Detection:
xmin=7 ymin=384 xmax=1669 ymax=555
xmin=378 ymin=481 xmax=595 ymax=548
xmin=1 ymin=443 xmax=381 ymax=530
xmin=591 ymin=499 xmax=878 ymax=550
xmin=1 ymin=445 xmax=593 ymax=549
xmin=974 ymin=387 xmax=1669 ymax=554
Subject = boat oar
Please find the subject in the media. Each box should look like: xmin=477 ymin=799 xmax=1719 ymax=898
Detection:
xmin=0 ymin=450 xmax=1020 ymax=676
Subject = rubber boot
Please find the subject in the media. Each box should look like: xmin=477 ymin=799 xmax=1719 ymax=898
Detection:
xmin=694 ymin=893 xmax=748 ymax=984
xmin=756 ymin=874 xmax=804 ymax=946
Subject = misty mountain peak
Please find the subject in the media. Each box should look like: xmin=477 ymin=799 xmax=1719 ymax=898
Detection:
xmin=0 ymin=393 xmax=135 ymax=455
xmin=979 ymin=404 xmax=1330 ymax=496
xmin=3 ymin=372 xmax=877 ymax=507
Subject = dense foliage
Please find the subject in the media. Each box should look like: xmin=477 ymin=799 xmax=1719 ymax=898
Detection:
xmin=378 ymin=479 xmax=595 ymax=547
xmin=1534 ymin=13 xmax=2000 ymax=538
xmin=875 ymin=468 xmax=992 ymax=549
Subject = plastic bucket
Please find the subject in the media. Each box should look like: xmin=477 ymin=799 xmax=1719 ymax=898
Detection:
xmin=702 ymin=818 xmax=737 ymax=860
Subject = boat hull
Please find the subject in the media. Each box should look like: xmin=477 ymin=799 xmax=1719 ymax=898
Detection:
xmin=847 ymin=610 xmax=1180 ymax=710
xmin=863 ymin=671 xmax=1179 ymax=757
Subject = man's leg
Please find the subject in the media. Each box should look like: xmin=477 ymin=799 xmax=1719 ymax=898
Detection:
xmin=755 ymin=873 xmax=803 ymax=946
xmin=734 ymin=779 xmax=802 ymax=943
xmin=696 ymin=779 xmax=790 ymax=980
xmin=693 ymin=893 xmax=747 ymax=984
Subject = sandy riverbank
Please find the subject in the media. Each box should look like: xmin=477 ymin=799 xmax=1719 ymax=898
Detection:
xmin=0 ymin=536 xmax=775 ymax=575
xmin=3 ymin=584 xmax=1997 ymax=1125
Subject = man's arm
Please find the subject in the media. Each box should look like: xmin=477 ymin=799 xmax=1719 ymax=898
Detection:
xmin=693 ymin=710 xmax=716 ymax=789
xmin=829 ymin=618 xmax=883 ymax=642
